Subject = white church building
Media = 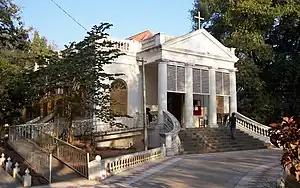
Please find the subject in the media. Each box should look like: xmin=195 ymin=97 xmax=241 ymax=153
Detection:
xmin=105 ymin=28 xmax=239 ymax=129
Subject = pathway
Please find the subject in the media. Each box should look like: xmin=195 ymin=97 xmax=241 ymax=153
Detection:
xmin=33 ymin=149 xmax=283 ymax=188
xmin=0 ymin=167 xmax=21 ymax=188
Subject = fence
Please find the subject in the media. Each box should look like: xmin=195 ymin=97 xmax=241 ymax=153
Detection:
xmin=10 ymin=124 xmax=90 ymax=179
xmin=72 ymin=114 xmax=143 ymax=136
xmin=105 ymin=147 xmax=164 ymax=175
xmin=8 ymin=126 xmax=52 ymax=183
xmin=53 ymin=136 xmax=89 ymax=178
xmin=88 ymin=145 xmax=166 ymax=180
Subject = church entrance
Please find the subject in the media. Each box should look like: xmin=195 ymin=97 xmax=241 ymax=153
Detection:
xmin=167 ymin=92 xmax=184 ymax=124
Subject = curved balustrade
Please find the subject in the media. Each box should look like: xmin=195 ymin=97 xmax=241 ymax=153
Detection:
xmin=236 ymin=112 xmax=270 ymax=143
xmin=162 ymin=110 xmax=181 ymax=156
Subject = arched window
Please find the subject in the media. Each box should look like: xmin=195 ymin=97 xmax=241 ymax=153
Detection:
xmin=110 ymin=79 xmax=128 ymax=116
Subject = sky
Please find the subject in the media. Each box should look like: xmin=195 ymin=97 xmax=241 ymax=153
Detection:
xmin=14 ymin=0 xmax=194 ymax=49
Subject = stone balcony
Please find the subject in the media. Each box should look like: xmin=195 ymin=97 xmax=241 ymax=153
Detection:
xmin=106 ymin=37 xmax=142 ymax=53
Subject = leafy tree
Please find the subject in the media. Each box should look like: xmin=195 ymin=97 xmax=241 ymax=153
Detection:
xmin=0 ymin=0 xmax=29 ymax=50
xmin=265 ymin=7 xmax=300 ymax=118
xmin=190 ymin=0 xmax=300 ymax=123
xmin=0 ymin=0 xmax=56 ymax=125
xmin=29 ymin=30 xmax=57 ymax=57
xmin=36 ymin=23 xmax=124 ymax=141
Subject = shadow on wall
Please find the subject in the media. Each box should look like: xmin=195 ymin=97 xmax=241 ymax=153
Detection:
xmin=96 ymin=134 xmax=144 ymax=151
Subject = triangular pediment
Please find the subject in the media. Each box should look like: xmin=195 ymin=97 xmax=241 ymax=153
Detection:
xmin=162 ymin=29 xmax=238 ymax=61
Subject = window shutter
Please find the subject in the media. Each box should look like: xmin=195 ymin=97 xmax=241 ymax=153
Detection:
xmin=201 ymin=70 xmax=209 ymax=94
xmin=216 ymin=72 xmax=223 ymax=95
xmin=110 ymin=79 xmax=128 ymax=115
xmin=167 ymin=65 xmax=176 ymax=91
xmin=193 ymin=68 xmax=201 ymax=93
xmin=177 ymin=66 xmax=185 ymax=92
xmin=223 ymin=73 xmax=230 ymax=95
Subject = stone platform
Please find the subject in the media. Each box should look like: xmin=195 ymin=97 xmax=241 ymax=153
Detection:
xmin=32 ymin=149 xmax=282 ymax=188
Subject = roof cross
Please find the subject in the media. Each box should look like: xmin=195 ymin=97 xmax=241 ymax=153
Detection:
xmin=194 ymin=11 xmax=204 ymax=30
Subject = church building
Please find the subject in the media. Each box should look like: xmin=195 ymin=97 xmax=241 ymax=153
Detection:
xmin=105 ymin=28 xmax=239 ymax=128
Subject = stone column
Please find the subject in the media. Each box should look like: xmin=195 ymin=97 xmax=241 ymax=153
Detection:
xmin=230 ymin=69 xmax=237 ymax=114
xmin=208 ymin=67 xmax=217 ymax=127
xmin=184 ymin=64 xmax=194 ymax=128
xmin=157 ymin=62 xmax=168 ymax=124
xmin=137 ymin=68 xmax=143 ymax=113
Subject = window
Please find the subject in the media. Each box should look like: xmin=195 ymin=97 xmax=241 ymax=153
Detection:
xmin=216 ymin=72 xmax=230 ymax=96
xmin=110 ymin=79 xmax=128 ymax=116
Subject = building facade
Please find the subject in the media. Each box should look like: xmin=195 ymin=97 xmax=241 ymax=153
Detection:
xmin=105 ymin=29 xmax=239 ymax=128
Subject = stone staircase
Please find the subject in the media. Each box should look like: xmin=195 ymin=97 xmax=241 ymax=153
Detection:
xmin=179 ymin=127 xmax=268 ymax=154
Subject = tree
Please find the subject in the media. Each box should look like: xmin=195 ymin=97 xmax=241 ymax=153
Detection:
xmin=0 ymin=0 xmax=29 ymax=51
xmin=265 ymin=7 xmax=300 ymax=118
xmin=190 ymin=0 xmax=300 ymax=123
xmin=37 ymin=23 xmax=124 ymax=141
xmin=30 ymin=30 xmax=57 ymax=56
xmin=0 ymin=0 xmax=56 ymax=125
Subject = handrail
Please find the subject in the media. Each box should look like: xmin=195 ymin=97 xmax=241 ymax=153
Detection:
xmin=72 ymin=113 xmax=143 ymax=136
xmin=236 ymin=112 xmax=270 ymax=143
xmin=10 ymin=125 xmax=90 ymax=178
xmin=236 ymin=112 xmax=270 ymax=129
xmin=162 ymin=110 xmax=181 ymax=156
xmin=8 ymin=126 xmax=52 ymax=182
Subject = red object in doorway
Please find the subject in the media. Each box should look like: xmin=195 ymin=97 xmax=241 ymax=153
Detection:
xmin=193 ymin=100 xmax=202 ymax=115
xmin=193 ymin=106 xmax=202 ymax=115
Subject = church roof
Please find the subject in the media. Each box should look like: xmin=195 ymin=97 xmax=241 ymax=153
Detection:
xmin=126 ymin=30 xmax=153 ymax=41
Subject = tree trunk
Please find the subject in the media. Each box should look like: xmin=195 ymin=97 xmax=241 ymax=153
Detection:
xmin=67 ymin=103 xmax=73 ymax=143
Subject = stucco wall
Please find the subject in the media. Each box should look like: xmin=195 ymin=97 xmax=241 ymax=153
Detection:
xmin=103 ymin=55 xmax=142 ymax=116
xmin=145 ymin=66 xmax=158 ymax=111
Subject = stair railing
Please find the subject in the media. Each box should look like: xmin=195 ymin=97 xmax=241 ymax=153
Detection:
xmin=162 ymin=110 xmax=181 ymax=156
xmin=236 ymin=112 xmax=270 ymax=143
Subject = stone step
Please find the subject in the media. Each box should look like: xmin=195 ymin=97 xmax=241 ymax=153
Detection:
xmin=179 ymin=128 xmax=268 ymax=154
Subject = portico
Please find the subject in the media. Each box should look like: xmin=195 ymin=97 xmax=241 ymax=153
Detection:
xmin=102 ymin=26 xmax=238 ymax=129
xmin=139 ymin=29 xmax=239 ymax=128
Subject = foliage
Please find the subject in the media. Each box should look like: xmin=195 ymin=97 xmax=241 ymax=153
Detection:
xmin=190 ymin=0 xmax=300 ymax=123
xmin=0 ymin=0 xmax=56 ymax=125
xmin=29 ymin=30 xmax=57 ymax=57
xmin=0 ymin=0 xmax=29 ymax=50
xmin=269 ymin=117 xmax=300 ymax=182
xmin=35 ymin=23 xmax=124 ymax=141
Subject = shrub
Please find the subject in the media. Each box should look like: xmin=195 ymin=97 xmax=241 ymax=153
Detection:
xmin=269 ymin=117 xmax=300 ymax=182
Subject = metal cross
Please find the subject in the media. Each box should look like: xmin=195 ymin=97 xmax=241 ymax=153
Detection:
xmin=194 ymin=11 xmax=204 ymax=30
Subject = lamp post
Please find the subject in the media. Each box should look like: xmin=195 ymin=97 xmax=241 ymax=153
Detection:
xmin=136 ymin=57 xmax=148 ymax=151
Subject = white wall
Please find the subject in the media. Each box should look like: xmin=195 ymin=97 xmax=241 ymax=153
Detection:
xmin=145 ymin=66 xmax=158 ymax=111
xmin=103 ymin=55 xmax=142 ymax=116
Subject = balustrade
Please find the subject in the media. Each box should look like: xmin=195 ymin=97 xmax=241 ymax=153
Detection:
xmin=88 ymin=146 xmax=165 ymax=180
xmin=236 ymin=112 xmax=270 ymax=143
xmin=162 ymin=110 xmax=181 ymax=156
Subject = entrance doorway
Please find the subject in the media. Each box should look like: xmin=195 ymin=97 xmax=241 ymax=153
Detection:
xmin=167 ymin=92 xmax=184 ymax=124
xmin=216 ymin=96 xmax=230 ymax=125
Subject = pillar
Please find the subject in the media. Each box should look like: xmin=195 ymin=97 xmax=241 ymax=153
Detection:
xmin=137 ymin=67 xmax=143 ymax=113
xmin=209 ymin=67 xmax=217 ymax=127
xmin=184 ymin=65 xmax=194 ymax=128
xmin=157 ymin=62 xmax=168 ymax=124
xmin=230 ymin=69 xmax=237 ymax=114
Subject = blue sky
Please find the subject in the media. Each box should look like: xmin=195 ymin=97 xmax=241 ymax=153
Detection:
xmin=14 ymin=0 xmax=194 ymax=49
